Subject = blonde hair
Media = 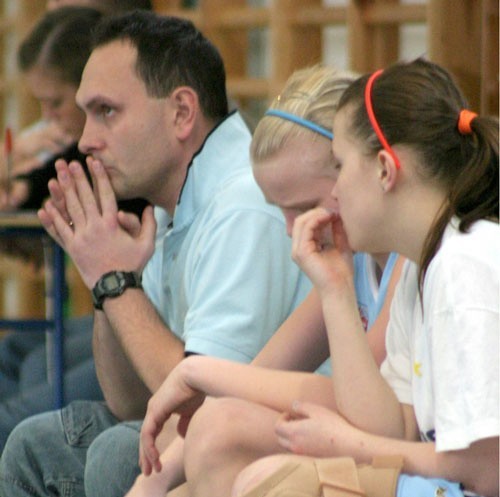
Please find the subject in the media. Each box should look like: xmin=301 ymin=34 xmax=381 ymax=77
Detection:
xmin=251 ymin=65 xmax=356 ymax=164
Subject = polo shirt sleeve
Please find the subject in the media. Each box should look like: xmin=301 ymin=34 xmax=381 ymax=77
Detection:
xmin=182 ymin=207 xmax=310 ymax=363
xmin=141 ymin=207 xmax=172 ymax=312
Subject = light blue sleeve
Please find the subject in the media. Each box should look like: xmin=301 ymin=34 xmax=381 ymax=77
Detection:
xmin=370 ymin=252 xmax=398 ymax=325
xmin=352 ymin=252 xmax=373 ymax=330
xmin=141 ymin=207 xmax=172 ymax=313
xmin=182 ymin=207 xmax=311 ymax=363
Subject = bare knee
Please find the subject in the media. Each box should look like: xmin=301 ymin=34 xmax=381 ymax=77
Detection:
xmin=185 ymin=397 xmax=282 ymax=479
xmin=185 ymin=398 xmax=256 ymax=468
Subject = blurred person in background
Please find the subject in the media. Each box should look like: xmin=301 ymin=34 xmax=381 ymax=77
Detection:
xmin=0 ymin=5 xmax=148 ymax=453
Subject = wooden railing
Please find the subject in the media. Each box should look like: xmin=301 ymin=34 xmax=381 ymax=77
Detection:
xmin=152 ymin=0 xmax=497 ymax=115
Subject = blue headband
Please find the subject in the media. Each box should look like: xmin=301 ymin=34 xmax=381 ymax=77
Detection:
xmin=265 ymin=109 xmax=333 ymax=140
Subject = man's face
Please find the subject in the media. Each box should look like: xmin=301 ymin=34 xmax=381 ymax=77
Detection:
xmin=76 ymin=41 xmax=173 ymax=202
xmin=253 ymin=133 xmax=339 ymax=237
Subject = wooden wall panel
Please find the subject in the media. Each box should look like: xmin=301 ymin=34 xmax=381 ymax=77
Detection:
xmin=153 ymin=0 xmax=497 ymax=115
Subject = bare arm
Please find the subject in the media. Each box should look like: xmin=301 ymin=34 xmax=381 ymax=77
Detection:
xmin=338 ymin=406 xmax=498 ymax=496
xmin=291 ymin=208 xmax=405 ymax=438
xmin=139 ymin=355 xmax=336 ymax=473
xmin=323 ymin=255 xmax=407 ymax=433
xmin=38 ymin=159 xmax=186 ymax=419
xmin=321 ymin=288 xmax=403 ymax=435
xmin=182 ymin=356 xmax=335 ymax=411
xmin=127 ymin=436 xmax=186 ymax=497
xmin=272 ymin=402 xmax=498 ymax=496
xmin=254 ymin=253 xmax=404 ymax=373
xmin=96 ymin=291 xmax=185 ymax=419
xmin=252 ymin=288 xmax=329 ymax=371
xmin=253 ymin=277 xmax=397 ymax=374
xmin=92 ymin=311 xmax=150 ymax=419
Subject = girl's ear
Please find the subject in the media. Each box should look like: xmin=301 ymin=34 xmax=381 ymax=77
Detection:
xmin=377 ymin=149 xmax=399 ymax=193
xmin=170 ymin=86 xmax=198 ymax=141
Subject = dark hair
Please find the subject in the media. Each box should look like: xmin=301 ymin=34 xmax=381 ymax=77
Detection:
xmin=92 ymin=11 xmax=228 ymax=121
xmin=337 ymin=58 xmax=499 ymax=290
xmin=18 ymin=6 xmax=102 ymax=86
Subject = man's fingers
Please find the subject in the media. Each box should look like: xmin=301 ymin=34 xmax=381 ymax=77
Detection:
xmin=117 ymin=211 xmax=142 ymax=236
xmin=43 ymin=199 xmax=76 ymax=243
xmin=66 ymin=160 xmax=100 ymax=220
xmin=38 ymin=202 xmax=65 ymax=247
xmin=53 ymin=160 xmax=87 ymax=227
xmin=87 ymin=158 xmax=118 ymax=217
xmin=47 ymin=179 xmax=72 ymax=224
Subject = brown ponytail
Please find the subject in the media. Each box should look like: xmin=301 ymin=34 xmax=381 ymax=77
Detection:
xmin=337 ymin=58 xmax=499 ymax=292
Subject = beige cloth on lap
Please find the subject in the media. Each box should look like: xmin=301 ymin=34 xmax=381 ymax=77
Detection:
xmin=241 ymin=455 xmax=403 ymax=497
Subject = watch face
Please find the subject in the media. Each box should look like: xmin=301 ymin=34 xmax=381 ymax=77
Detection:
xmin=102 ymin=273 xmax=122 ymax=291
xmin=93 ymin=271 xmax=141 ymax=310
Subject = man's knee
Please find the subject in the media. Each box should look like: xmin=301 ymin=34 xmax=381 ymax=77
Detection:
xmin=85 ymin=421 xmax=142 ymax=497
xmin=1 ymin=413 xmax=46 ymax=467
xmin=0 ymin=411 xmax=64 ymax=495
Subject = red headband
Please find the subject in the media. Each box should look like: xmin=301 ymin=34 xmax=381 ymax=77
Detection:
xmin=364 ymin=69 xmax=401 ymax=169
xmin=458 ymin=109 xmax=477 ymax=134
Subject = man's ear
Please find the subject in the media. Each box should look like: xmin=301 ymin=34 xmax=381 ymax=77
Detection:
xmin=377 ymin=149 xmax=399 ymax=193
xmin=170 ymin=86 xmax=198 ymax=141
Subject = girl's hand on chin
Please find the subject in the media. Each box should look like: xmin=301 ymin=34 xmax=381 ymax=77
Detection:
xmin=291 ymin=207 xmax=353 ymax=295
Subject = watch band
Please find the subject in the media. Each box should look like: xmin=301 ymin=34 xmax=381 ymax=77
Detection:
xmin=92 ymin=270 xmax=142 ymax=310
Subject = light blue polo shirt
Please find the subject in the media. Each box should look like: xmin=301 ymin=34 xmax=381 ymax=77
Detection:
xmin=142 ymin=111 xmax=312 ymax=363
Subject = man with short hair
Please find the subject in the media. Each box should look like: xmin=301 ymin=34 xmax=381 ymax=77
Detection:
xmin=0 ymin=11 xmax=310 ymax=497
xmin=0 ymin=0 xmax=156 ymax=452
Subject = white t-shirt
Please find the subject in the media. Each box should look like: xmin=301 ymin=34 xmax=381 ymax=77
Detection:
xmin=381 ymin=219 xmax=499 ymax=453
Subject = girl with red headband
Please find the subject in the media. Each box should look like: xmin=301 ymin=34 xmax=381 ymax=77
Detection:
xmin=231 ymin=58 xmax=499 ymax=497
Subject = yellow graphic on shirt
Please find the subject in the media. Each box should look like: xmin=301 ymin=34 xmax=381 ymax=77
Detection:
xmin=435 ymin=487 xmax=447 ymax=496
xmin=413 ymin=361 xmax=422 ymax=377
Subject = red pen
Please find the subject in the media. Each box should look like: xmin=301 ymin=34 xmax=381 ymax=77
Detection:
xmin=4 ymin=127 xmax=13 ymax=194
